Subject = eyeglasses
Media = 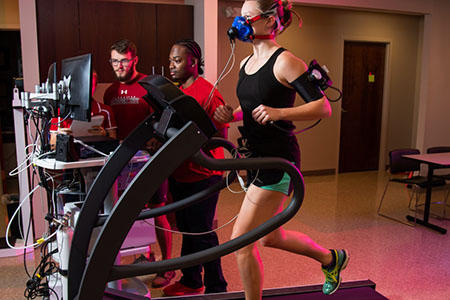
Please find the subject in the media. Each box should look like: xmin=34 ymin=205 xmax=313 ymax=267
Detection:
xmin=109 ymin=57 xmax=135 ymax=67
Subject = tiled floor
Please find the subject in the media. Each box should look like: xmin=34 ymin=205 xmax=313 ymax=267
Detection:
xmin=1 ymin=171 xmax=449 ymax=300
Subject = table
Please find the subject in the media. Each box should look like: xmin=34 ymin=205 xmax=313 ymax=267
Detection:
xmin=34 ymin=156 xmax=107 ymax=170
xmin=402 ymin=152 xmax=450 ymax=234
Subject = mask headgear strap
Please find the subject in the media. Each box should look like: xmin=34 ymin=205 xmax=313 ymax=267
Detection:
xmin=246 ymin=14 xmax=275 ymax=40
xmin=265 ymin=0 xmax=284 ymax=34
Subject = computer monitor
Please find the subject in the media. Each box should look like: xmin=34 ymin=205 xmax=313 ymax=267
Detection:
xmin=59 ymin=53 xmax=92 ymax=122
xmin=45 ymin=62 xmax=59 ymax=116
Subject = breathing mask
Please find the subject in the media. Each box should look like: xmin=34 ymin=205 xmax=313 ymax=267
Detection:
xmin=227 ymin=15 xmax=275 ymax=42
xmin=227 ymin=0 xmax=284 ymax=42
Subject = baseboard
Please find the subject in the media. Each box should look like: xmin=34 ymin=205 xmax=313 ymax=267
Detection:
xmin=302 ymin=169 xmax=336 ymax=176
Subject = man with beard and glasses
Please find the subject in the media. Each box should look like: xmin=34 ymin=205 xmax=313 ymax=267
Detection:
xmin=104 ymin=39 xmax=150 ymax=141
xmin=103 ymin=39 xmax=175 ymax=288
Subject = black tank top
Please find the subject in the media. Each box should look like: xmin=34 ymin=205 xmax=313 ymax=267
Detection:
xmin=237 ymin=48 xmax=300 ymax=165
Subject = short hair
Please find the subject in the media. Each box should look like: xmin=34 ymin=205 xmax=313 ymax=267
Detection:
xmin=110 ymin=39 xmax=137 ymax=57
xmin=173 ymin=39 xmax=204 ymax=75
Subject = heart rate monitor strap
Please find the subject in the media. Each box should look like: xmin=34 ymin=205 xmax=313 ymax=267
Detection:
xmin=289 ymin=71 xmax=324 ymax=103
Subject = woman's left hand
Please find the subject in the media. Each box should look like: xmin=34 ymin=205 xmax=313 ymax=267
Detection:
xmin=252 ymin=105 xmax=281 ymax=125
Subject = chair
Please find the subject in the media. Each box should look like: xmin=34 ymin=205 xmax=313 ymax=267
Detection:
xmin=426 ymin=146 xmax=450 ymax=218
xmin=377 ymin=149 xmax=446 ymax=226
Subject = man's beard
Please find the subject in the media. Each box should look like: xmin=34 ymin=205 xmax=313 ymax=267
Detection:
xmin=114 ymin=64 xmax=134 ymax=82
xmin=115 ymin=69 xmax=133 ymax=82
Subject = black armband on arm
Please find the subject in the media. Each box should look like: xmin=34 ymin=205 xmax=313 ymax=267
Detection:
xmin=290 ymin=59 xmax=334 ymax=103
xmin=289 ymin=72 xmax=324 ymax=103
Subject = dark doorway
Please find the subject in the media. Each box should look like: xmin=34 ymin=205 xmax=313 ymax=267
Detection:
xmin=0 ymin=30 xmax=22 ymax=143
xmin=339 ymin=41 xmax=386 ymax=173
xmin=0 ymin=30 xmax=21 ymax=208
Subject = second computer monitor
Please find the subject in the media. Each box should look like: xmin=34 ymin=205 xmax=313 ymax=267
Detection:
xmin=60 ymin=53 xmax=92 ymax=122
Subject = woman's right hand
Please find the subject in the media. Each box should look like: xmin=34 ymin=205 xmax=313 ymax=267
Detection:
xmin=214 ymin=105 xmax=234 ymax=123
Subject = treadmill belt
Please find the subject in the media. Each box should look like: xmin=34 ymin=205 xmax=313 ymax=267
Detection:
xmin=262 ymin=286 xmax=388 ymax=299
xmin=104 ymin=280 xmax=388 ymax=300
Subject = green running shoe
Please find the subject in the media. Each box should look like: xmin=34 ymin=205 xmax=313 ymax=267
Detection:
xmin=321 ymin=249 xmax=349 ymax=295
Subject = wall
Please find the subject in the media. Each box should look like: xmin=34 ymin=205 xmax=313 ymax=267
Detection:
xmin=422 ymin=0 xmax=450 ymax=149
xmin=0 ymin=0 xmax=20 ymax=29
xmin=218 ymin=1 xmax=422 ymax=171
xmin=292 ymin=0 xmax=450 ymax=162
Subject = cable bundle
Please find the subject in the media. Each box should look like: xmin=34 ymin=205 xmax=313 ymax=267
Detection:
xmin=24 ymin=241 xmax=60 ymax=299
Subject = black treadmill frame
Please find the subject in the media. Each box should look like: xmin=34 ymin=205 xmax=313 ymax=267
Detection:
xmin=67 ymin=75 xmax=305 ymax=300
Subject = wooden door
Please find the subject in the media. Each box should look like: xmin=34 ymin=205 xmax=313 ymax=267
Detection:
xmin=339 ymin=41 xmax=386 ymax=173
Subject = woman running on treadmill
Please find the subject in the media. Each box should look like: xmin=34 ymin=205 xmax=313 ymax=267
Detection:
xmin=214 ymin=1 xmax=348 ymax=299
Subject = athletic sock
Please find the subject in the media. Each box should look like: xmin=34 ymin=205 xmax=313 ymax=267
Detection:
xmin=322 ymin=249 xmax=336 ymax=270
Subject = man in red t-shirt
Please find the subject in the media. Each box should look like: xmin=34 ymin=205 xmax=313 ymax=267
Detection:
xmin=163 ymin=39 xmax=229 ymax=297
xmin=103 ymin=39 xmax=174 ymax=288
xmin=103 ymin=40 xmax=151 ymax=141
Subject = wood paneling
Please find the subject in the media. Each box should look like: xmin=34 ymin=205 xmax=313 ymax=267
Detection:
xmin=36 ymin=0 xmax=193 ymax=83
xmin=155 ymin=4 xmax=193 ymax=77
xmin=78 ymin=1 xmax=158 ymax=82
xmin=36 ymin=0 xmax=80 ymax=82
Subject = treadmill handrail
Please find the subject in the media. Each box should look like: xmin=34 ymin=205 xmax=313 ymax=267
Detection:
xmin=108 ymin=151 xmax=304 ymax=281
xmin=94 ymin=138 xmax=239 ymax=226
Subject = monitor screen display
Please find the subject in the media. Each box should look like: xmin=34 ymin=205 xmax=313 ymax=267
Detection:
xmin=60 ymin=53 xmax=92 ymax=122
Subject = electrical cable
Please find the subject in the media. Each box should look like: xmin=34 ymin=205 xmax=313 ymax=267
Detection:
xmin=17 ymin=127 xmax=41 ymax=244
xmin=5 ymin=181 xmax=61 ymax=250
xmin=73 ymin=138 xmax=109 ymax=157
xmin=142 ymin=146 xmax=261 ymax=236
xmin=269 ymin=82 xmax=342 ymax=135
xmin=202 ymin=40 xmax=236 ymax=111
xmin=270 ymin=119 xmax=322 ymax=135
xmin=24 ymin=244 xmax=60 ymax=300
xmin=324 ymin=84 xmax=343 ymax=102
xmin=22 ymin=178 xmax=34 ymax=279
xmin=5 ymin=185 xmax=39 ymax=249
xmin=8 ymin=150 xmax=33 ymax=176
xmin=49 ymin=107 xmax=72 ymax=126
xmin=143 ymin=215 xmax=239 ymax=236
